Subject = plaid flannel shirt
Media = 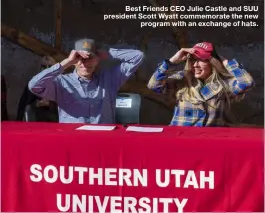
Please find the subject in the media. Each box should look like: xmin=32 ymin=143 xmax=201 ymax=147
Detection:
xmin=147 ymin=59 xmax=255 ymax=127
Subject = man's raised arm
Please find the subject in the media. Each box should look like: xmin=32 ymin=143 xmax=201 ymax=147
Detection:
xmin=28 ymin=50 xmax=89 ymax=101
xmin=107 ymin=48 xmax=144 ymax=88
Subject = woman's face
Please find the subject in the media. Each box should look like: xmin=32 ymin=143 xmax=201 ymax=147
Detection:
xmin=190 ymin=57 xmax=212 ymax=81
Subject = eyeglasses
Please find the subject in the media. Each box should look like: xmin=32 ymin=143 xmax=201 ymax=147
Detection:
xmin=80 ymin=55 xmax=97 ymax=62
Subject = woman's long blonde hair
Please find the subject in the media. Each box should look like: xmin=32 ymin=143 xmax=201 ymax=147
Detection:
xmin=175 ymin=57 xmax=244 ymax=108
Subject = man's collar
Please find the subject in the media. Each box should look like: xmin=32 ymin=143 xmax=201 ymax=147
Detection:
xmin=73 ymin=69 xmax=98 ymax=82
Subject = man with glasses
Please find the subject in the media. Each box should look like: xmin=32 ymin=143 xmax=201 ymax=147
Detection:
xmin=28 ymin=38 xmax=144 ymax=124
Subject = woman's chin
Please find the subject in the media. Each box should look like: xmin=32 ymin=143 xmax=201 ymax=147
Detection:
xmin=194 ymin=74 xmax=202 ymax=79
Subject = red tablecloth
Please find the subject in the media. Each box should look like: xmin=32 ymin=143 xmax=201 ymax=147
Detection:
xmin=1 ymin=121 xmax=264 ymax=212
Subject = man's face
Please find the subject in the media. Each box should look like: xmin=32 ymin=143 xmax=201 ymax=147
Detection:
xmin=76 ymin=53 xmax=100 ymax=74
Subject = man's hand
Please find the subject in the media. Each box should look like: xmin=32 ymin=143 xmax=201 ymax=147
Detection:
xmin=68 ymin=50 xmax=89 ymax=64
xmin=60 ymin=50 xmax=90 ymax=70
xmin=169 ymin=48 xmax=195 ymax=64
xmin=36 ymin=98 xmax=50 ymax=107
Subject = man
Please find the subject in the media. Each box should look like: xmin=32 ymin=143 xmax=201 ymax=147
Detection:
xmin=28 ymin=38 xmax=144 ymax=124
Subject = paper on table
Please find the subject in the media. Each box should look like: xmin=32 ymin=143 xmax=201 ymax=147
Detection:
xmin=126 ymin=126 xmax=163 ymax=132
xmin=76 ymin=125 xmax=116 ymax=131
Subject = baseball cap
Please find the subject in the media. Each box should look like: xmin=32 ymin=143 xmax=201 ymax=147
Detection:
xmin=192 ymin=42 xmax=219 ymax=60
xmin=75 ymin=38 xmax=109 ymax=56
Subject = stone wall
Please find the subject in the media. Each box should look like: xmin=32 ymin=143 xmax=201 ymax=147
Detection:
xmin=1 ymin=0 xmax=264 ymax=125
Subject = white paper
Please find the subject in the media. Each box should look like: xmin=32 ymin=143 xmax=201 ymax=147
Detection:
xmin=116 ymin=98 xmax=132 ymax=108
xmin=76 ymin=125 xmax=116 ymax=131
xmin=126 ymin=126 xmax=163 ymax=132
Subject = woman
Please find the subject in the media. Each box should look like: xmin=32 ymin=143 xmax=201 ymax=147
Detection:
xmin=147 ymin=42 xmax=255 ymax=127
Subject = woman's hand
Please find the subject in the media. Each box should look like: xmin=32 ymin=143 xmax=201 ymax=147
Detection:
xmin=169 ymin=48 xmax=195 ymax=64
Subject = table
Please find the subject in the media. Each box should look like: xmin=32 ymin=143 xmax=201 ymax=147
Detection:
xmin=1 ymin=121 xmax=264 ymax=212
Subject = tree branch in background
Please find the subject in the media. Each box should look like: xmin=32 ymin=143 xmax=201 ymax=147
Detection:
xmin=1 ymin=23 xmax=67 ymax=62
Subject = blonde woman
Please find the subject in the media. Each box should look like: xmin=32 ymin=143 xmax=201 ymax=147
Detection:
xmin=147 ymin=42 xmax=255 ymax=127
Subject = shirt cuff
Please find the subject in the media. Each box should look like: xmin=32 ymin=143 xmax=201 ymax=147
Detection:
xmin=157 ymin=59 xmax=172 ymax=73
xmin=225 ymin=59 xmax=244 ymax=70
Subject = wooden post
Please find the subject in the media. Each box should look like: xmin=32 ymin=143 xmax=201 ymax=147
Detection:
xmin=55 ymin=0 xmax=62 ymax=50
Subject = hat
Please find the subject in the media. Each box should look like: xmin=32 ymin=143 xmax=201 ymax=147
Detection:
xmin=192 ymin=42 xmax=219 ymax=60
xmin=75 ymin=38 xmax=97 ymax=55
xmin=75 ymin=38 xmax=109 ymax=56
